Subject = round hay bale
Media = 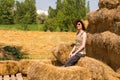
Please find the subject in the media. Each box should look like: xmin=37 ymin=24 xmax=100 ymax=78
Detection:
xmin=112 ymin=22 xmax=120 ymax=35
xmin=0 ymin=60 xmax=19 ymax=75
xmin=116 ymin=68 xmax=120 ymax=74
xmin=77 ymin=57 xmax=120 ymax=80
xmin=94 ymin=8 xmax=115 ymax=24
xmin=19 ymin=59 xmax=52 ymax=75
xmin=114 ymin=6 xmax=120 ymax=22
xmin=52 ymin=43 xmax=74 ymax=64
xmin=86 ymin=31 xmax=120 ymax=70
xmin=98 ymin=0 xmax=119 ymax=9
xmin=19 ymin=59 xmax=39 ymax=75
xmin=27 ymin=62 xmax=91 ymax=80
xmin=87 ymin=8 xmax=116 ymax=33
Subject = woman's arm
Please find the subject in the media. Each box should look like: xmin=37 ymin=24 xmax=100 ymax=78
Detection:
xmin=69 ymin=46 xmax=76 ymax=58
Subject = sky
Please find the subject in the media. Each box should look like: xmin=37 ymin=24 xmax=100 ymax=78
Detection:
xmin=36 ymin=0 xmax=99 ymax=11
xmin=18 ymin=0 xmax=99 ymax=11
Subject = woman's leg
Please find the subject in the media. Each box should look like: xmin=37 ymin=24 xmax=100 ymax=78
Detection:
xmin=64 ymin=53 xmax=83 ymax=67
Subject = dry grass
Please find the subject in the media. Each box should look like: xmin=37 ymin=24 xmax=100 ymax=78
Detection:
xmin=0 ymin=30 xmax=75 ymax=59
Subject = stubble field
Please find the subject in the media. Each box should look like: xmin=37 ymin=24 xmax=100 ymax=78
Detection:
xmin=0 ymin=30 xmax=75 ymax=60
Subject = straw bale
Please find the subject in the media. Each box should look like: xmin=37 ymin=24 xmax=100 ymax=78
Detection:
xmin=87 ymin=3 xmax=120 ymax=34
xmin=19 ymin=60 xmax=39 ymax=75
xmin=0 ymin=60 xmax=19 ymax=75
xmin=111 ymin=22 xmax=120 ymax=35
xmin=114 ymin=6 xmax=120 ymax=22
xmin=52 ymin=43 xmax=73 ymax=64
xmin=98 ymin=0 xmax=119 ymax=9
xmin=86 ymin=31 xmax=120 ymax=70
xmin=87 ymin=8 xmax=116 ymax=33
xmin=77 ymin=57 xmax=120 ymax=80
xmin=117 ymin=68 xmax=120 ymax=74
xmin=27 ymin=62 xmax=91 ymax=80
xmin=88 ymin=9 xmax=113 ymax=24
xmin=19 ymin=59 xmax=52 ymax=75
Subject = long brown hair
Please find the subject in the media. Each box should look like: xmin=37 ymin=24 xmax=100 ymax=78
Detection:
xmin=74 ymin=19 xmax=86 ymax=30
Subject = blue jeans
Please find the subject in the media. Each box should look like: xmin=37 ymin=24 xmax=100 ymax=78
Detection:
xmin=64 ymin=53 xmax=85 ymax=67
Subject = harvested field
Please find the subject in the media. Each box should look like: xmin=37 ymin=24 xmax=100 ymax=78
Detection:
xmin=0 ymin=30 xmax=75 ymax=59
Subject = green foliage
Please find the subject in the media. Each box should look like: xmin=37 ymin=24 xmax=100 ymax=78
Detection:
xmin=14 ymin=0 xmax=36 ymax=30
xmin=0 ymin=0 xmax=14 ymax=24
xmin=86 ymin=1 xmax=90 ymax=13
xmin=3 ymin=46 xmax=23 ymax=60
xmin=44 ymin=0 xmax=87 ymax=32
xmin=48 ymin=6 xmax=57 ymax=18
xmin=0 ymin=24 xmax=44 ymax=31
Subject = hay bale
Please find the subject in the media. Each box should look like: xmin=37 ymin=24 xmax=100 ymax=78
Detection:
xmin=111 ymin=22 xmax=120 ymax=35
xmin=117 ymin=68 xmax=120 ymax=74
xmin=77 ymin=57 xmax=120 ymax=80
xmin=114 ymin=6 xmax=120 ymax=22
xmin=27 ymin=58 xmax=120 ymax=80
xmin=19 ymin=59 xmax=52 ymax=75
xmin=98 ymin=0 xmax=119 ymax=9
xmin=0 ymin=60 xmax=19 ymax=75
xmin=52 ymin=43 xmax=73 ymax=64
xmin=87 ymin=8 xmax=116 ymax=33
xmin=87 ymin=1 xmax=120 ymax=35
xmin=19 ymin=60 xmax=39 ymax=75
xmin=86 ymin=31 xmax=120 ymax=70
xmin=27 ymin=62 xmax=91 ymax=80
xmin=87 ymin=8 xmax=115 ymax=24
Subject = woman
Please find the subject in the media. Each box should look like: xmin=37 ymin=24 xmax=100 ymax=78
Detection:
xmin=64 ymin=19 xmax=87 ymax=67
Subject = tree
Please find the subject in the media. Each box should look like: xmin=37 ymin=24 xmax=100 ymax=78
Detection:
xmin=48 ymin=6 xmax=57 ymax=18
xmin=15 ymin=0 xmax=36 ymax=30
xmin=0 ymin=0 xmax=14 ymax=24
xmin=44 ymin=0 xmax=87 ymax=32
xmin=86 ymin=1 xmax=90 ymax=13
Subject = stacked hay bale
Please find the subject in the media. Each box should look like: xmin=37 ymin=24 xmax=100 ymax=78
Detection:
xmin=86 ymin=32 xmax=120 ymax=70
xmin=86 ymin=0 xmax=120 ymax=71
xmin=87 ymin=0 xmax=120 ymax=34
xmin=0 ymin=61 xmax=19 ymax=75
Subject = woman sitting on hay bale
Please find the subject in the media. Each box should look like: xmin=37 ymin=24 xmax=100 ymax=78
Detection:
xmin=64 ymin=19 xmax=87 ymax=67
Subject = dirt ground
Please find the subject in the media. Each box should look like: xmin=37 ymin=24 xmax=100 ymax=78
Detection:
xmin=0 ymin=30 xmax=75 ymax=59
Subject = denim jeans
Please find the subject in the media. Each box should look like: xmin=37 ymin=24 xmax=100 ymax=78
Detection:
xmin=64 ymin=53 xmax=85 ymax=67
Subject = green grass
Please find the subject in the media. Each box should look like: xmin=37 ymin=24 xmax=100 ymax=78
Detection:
xmin=0 ymin=24 xmax=44 ymax=31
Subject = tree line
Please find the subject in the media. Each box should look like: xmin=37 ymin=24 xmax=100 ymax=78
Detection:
xmin=44 ymin=0 xmax=89 ymax=32
xmin=0 ymin=0 xmax=89 ymax=31
xmin=0 ymin=0 xmax=36 ymax=30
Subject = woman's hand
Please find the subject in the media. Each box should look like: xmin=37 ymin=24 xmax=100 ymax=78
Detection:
xmin=69 ymin=53 xmax=76 ymax=58
xmin=71 ymin=53 xmax=76 ymax=57
xmin=69 ymin=53 xmax=72 ymax=58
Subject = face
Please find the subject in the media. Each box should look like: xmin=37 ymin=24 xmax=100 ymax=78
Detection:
xmin=76 ymin=22 xmax=82 ymax=30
